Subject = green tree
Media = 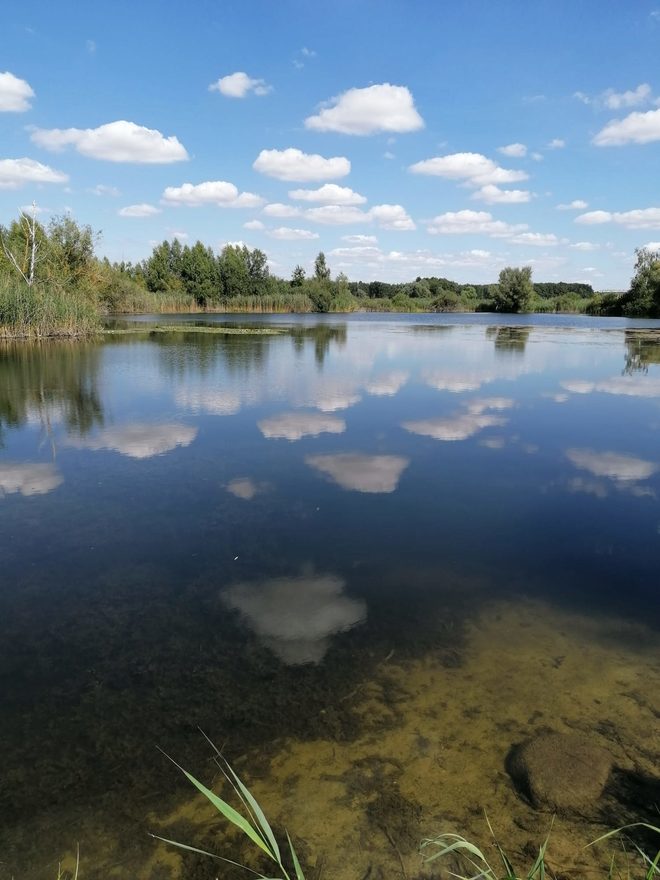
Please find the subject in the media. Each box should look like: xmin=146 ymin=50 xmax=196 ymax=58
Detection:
xmin=314 ymin=251 xmax=330 ymax=281
xmin=624 ymin=246 xmax=660 ymax=317
xmin=47 ymin=215 xmax=96 ymax=287
xmin=291 ymin=265 xmax=306 ymax=287
xmin=493 ymin=266 xmax=534 ymax=313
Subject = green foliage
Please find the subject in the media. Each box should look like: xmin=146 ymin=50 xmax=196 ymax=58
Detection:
xmin=291 ymin=264 xmax=306 ymax=287
xmin=154 ymin=748 xmax=305 ymax=880
xmin=314 ymin=251 xmax=330 ymax=281
xmin=0 ymin=276 xmax=99 ymax=338
xmin=493 ymin=266 xmax=535 ymax=313
xmin=621 ymin=247 xmax=660 ymax=317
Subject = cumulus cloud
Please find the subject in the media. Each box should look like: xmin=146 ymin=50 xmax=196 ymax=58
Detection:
xmin=305 ymin=83 xmax=423 ymax=135
xmin=243 ymin=219 xmax=265 ymax=230
xmin=570 ymin=241 xmax=600 ymax=251
xmin=262 ymin=202 xmax=301 ymax=217
xmin=225 ymin=477 xmax=270 ymax=500
xmin=368 ymin=203 xmax=416 ymax=230
xmin=0 ymin=157 xmax=68 ymax=189
xmin=342 ymin=234 xmax=378 ymax=244
xmin=365 ymin=371 xmax=409 ymax=396
xmin=208 ymin=72 xmax=272 ymax=98
xmin=409 ymin=152 xmax=528 ymax=187
xmin=547 ymin=138 xmax=565 ymax=149
xmin=427 ymin=209 xmax=527 ymax=237
xmin=575 ymin=207 xmax=660 ymax=229
xmin=253 ymin=148 xmax=350 ymax=182
xmin=510 ymin=232 xmax=559 ymax=246
xmin=0 ymin=71 xmax=35 ymax=112
xmin=306 ymin=453 xmax=409 ymax=493
xmin=498 ymin=143 xmax=527 ymax=157
xmin=267 ymin=227 xmax=319 ymax=240
xmin=162 ymin=180 xmax=264 ymax=208
xmin=66 ymin=423 xmax=197 ymax=458
xmin=594 ymin=108 xmax=660 ymax=145
xmin=557 ymin=199 xmax=588 ymax=210
xmin=472 ymin=184 xmax=531 ymax=204
xmin=566 ymin=448 xmax=657 ymax=482
xmin=288 ymin=184 xmax=366 ymax=205
xmin=403 ymin=411 xmax=507 ymax=441
xmin=221 ymin=573 xmax=366 ymax=665
xmin=89 ymin=183 xmax=120 ymax=196
xmin=118 ymin=202 xmax=161 ymax=217
xmin=304 ymin=205 xmax=366 ymax=225
xmin=31 ymin=120 xmax=189 ymax=163
xmin=603 ymin=83 xmax=652 ymax=110
xmin=258 ymin=411 xmax=345 ymax=440
xmin=0 ymin=462 xmax=63 ymax=497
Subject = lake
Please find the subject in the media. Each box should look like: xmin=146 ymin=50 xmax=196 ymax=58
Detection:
xmin=1 ymin=313 xmax=659 ymax=880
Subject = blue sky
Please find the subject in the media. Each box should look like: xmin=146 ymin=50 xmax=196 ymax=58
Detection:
xmin=1 ymin=0 xmax=660 ymax=288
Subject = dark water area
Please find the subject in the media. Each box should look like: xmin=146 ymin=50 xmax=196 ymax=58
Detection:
xmin=1 ymin=314 xmax=659 ymax=879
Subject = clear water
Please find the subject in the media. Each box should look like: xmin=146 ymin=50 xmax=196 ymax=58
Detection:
xmin=1 ymin=314 xmax=659 ymax=880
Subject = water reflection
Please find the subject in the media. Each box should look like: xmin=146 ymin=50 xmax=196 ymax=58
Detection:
xmin=175 ymin=386 xmax=242 ymax=415
xmin=403 ymin=398 xmax=513 ymax=442
xmin=306 ymin=452 xmax=410 ymax=493
xmin=623 ymin=330 xmax=660 ymax=374
xmin=486 ymin=325 xmax=531 ymax=355
xmin=221 ymin=572 xmax=366 ymax=664
xmin=566 ymin=448 xmax=657 ymax=498
xmin=365 ymin=370 xmax=409 ymax=396
xmin=225 ymin=477 xmax=270 ymax=500
xmin=65 ymin=423 xmax=197 ymax=458
xmin=561 ymin=376 xmax=660 ymax=398
xmin=258 ymin=411 xmax=346 ymax=440
xmin=0 ymin=461 xmax=63 ymax=497
xmin=0 ymin=342 xmax=103 ymax=438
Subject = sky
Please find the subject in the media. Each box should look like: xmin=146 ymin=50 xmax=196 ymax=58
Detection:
xmin=1 ymin=0 xmax=660 ymax=289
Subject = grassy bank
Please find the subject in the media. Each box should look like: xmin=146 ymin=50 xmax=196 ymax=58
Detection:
xmin=0 ymin=278 xmax=100 ymax=339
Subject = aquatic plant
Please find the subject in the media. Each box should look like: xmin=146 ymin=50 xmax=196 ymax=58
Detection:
xmin=421 ymin=815 xmax=551 ymax=880
xmin=591 ymin=823 xmax=660 ymax=880
xmin=153 ymin=743 xmax=305 ymax=880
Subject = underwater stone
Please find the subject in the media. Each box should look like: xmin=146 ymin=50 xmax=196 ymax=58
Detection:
xmin=508 ymin=732 xmax=613 ymax=813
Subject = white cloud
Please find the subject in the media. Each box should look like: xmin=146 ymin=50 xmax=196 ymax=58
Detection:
xmin=31 ymin=120 xmax=189 ymax=163
xmin=403 ymin=412 xmax=507 ymax=441
xmin=472 ymin=184 xmax=531 ymax=204
xmin=573 ymin=91 xmax=591 ymax=105
xmin=66 ymin=423 xmax=197 ymax=458
xmin=498 ymin=143 xmax=527 ymax=157
xmin=510 ymin=232 xmax=559 ymax=246
xmin=258 ymin=411 xmax=345 ymax=440
xmin=243 ymin=219 xmax=265 ymax=230
xmin=365 ymin=371 xmax=409 ymax=396
xmin=547 ymin=138 xmax=565 ymax=149
xmin=557 ymin=199 xmax=588 ymax=210
xmin=342 ymin=234 xmax=378 ymax=244
xmin=89 ymin=183 xmax=120 ymax=197
xmin=262 ymin=202 xmax=301 ymax=217
xmin=0 ymin=157 xmax=68 ymax=190
xmin=531 ymin=152 xmax=544 ymax=161
xmin=410 ymin=152 xmax=528 ymax=187
xmin=118 ymin=202 xmax=161 ymax=217
xmin=288 ymin=183 xmax=366 ymax=205
xmin=162 ymin=180 xmax=264 ymax=208
xmin=306 ymin=453 xmax=409 ymax=493
xmin=570 ymin=241 xmax=600 ymax=251
xmin=221 ymin=573 xmax=366 ymax=665
xmin=0 ymin=462 xmax=63 ymax=497
xmin=225 ymin=478 xmax=269 ymax=500
xmin=169 ymin=230 xmax=188 ymax=240
xmin=369 ymin=203 xmax=415 ymax=230
xmin=267 ymin=227 xmax=319 ymax=240
xmin=427 ymin=209 xmax=527 ymax=237
xmin=643 ymin=240 xmax=660 ymax=250
xmin=603 ymin=83 xmax=652 ymax=110
xmin=575 ymin=207 xmax=660 ymax=229
xmin=0 ymin=71 xmax=35 ymax=112
xmin=593 ymin=108 xmax=660 ymax=145
xmin=253 ymin=147 xmax=350 ymax=182
xmin=305 ymin=205 xmax=367 ymax=225
xmin=566 ymin=448 xmax=657 ymax=482
xmin=208 ymin=71 xmax=272 ymax=98
xmin=305 ymin=83 xmax=424 ymax=135
xmin=175 ymin=388 xmax=241 ymax=415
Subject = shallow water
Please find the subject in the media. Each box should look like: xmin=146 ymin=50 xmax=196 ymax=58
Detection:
xmin=1 ymin=314 xmax=659 ymax=879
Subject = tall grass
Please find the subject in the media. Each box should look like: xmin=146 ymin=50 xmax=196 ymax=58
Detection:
xmin=0 ymin=277 xmax=100 ymax=338
xmin=213 ymin=293 xmax=315 ymax=313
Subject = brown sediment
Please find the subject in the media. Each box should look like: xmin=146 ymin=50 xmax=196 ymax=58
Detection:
xmin=146 ymin=598 xmax=659 ymax=880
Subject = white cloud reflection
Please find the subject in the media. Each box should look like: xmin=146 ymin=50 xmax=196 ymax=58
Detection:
xmin=561 ymin=377 xmax=660 ymax=398
xmin=306 ymin=452 xmax=409 ymax=493
xmin=0 ymin=462 xmax=63 ymax=497
xmin=403 ymin=398 xmax=513 ymax=442
xmin=566 ymin=448 xmax=657 ymax=482
xmin=221 ymin=573 xmax=366 ymax=664
xmin=365 ymin=370 xmax=409 ymax=396
xmin=257 ymin=411 xmax=346 ymax=440
xmin=226 ymin=477 xmax=270 ymax=500
xmin=67 ymin=423 xmax=197 ymax=458
xmin=175 ymin=387 xmax=242 ymax=415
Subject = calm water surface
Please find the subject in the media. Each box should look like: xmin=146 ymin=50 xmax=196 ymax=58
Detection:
xmin=1 ymin=314 xmax=659 ymax=879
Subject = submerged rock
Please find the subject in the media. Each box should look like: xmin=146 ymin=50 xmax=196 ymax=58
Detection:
xmin=507 ymin=732 xmax=613 ymax=813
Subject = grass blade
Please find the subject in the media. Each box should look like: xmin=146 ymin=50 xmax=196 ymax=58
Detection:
xmin=287 ymin=830 xmax=306 ymax=880
xmin=150 ymin=834 xmax=272 ymax=878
